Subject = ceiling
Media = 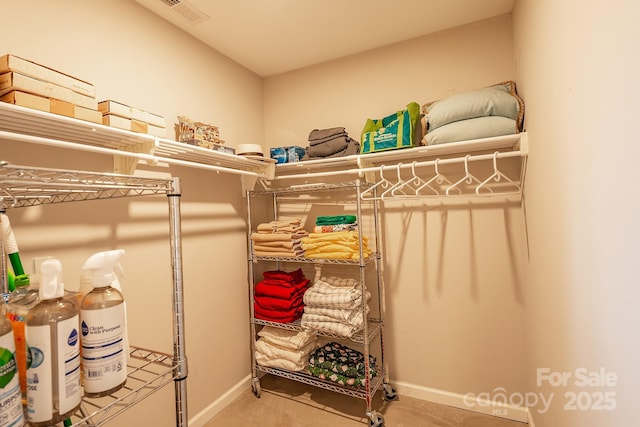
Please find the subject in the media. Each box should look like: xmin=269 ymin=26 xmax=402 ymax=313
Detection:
xmin=134 ymin=0 xmax=514 ymax=77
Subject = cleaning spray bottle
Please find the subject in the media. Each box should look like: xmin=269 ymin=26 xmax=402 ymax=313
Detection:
xmin=80 ymin=249 xmax=127 ymax=397
xmin=0 ymin=303 xmax=25 ymax=427
xmin=25 ymin=258 xmax=81 ymax=426
xmin=2 ymin=213 xmax=39 ymax=402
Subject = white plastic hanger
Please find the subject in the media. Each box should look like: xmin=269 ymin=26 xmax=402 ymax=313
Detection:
xmin=360 ymin=165 xmax=394 ymax=200
xmin=446 ymin=155 xmax=483 ymax=196
xmin=416 ymin=158 xmax=450 ymax=196
xmin=476 ymin=151 xmax=520 ymax=195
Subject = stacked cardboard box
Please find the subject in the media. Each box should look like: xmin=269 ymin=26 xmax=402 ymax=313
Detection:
xmin=98 ymin=100 xmax=166 ymax=138
xmin=0 ymin=54 xmax=102 ymax=124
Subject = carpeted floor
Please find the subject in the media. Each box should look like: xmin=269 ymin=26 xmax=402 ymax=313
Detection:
xmin=203 ymin=375 xmax=529 ymax=427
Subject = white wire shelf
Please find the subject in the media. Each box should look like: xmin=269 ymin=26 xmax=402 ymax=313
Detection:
xmin=255 ymin=364 xmax=386 ymax=401
xmin=71 ymin=346 xmax=178 ymax=426
xmin=250 ymin=254 xmax=377 ymax=266
xmin=254 ymin=318 xmax=382 ymax=344
xmin=0 ymin=102 xmax=274 ymax=178
xmin=0 ymin=161 xmax=175 ymax=209
xmin=274 ymin=133 xmax=524 ymax=174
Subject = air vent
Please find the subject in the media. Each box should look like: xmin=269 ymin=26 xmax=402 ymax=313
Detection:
xmin=159 ymin=0 xmax=209 ymax=25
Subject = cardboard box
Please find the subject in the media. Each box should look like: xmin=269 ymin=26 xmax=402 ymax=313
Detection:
xmin=182 ymin=139 xmax=235 ymax=154
xmin=102 ymin=114 xmax=148 ymax=133
xmin=50 ymin=99 xmax=102 ymax=124
xmin=0 ymin=71 xmax=97 ymax=110
xmin=0 ymin=90 xmax=50 ymax=113
xmin=147 ymin=123 xmax=167 ymax=138
xmin=98 ymin=100 xmax=166 ymax=127
xmin=0 ymin=54 xmax=95 ymax=97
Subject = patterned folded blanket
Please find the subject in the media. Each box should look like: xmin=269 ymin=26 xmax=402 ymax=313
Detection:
xmin=306 ymin=342 xmax=377 ymax=386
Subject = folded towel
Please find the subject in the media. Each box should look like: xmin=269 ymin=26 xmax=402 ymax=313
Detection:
xmin=258 ymin=325 xmax=316 ymax=350
xmin=320 ymin=276 xmax=359 ymax=288
xmin=253 ymin=244 xmax=305 ymax=256
xmin=263 ymin=268 xmax=305 ymax=283
xmin=313 ymin=223 xmax=358 ymax=233
xmin=255 ymin=294 xmax=304 ymax=311
xmin=311 ymin=279 xmax=358 ymax=294
xmin=302 ymin=310 xmax=366 ymax=329
xmin=302 ymin=231 xmax=364 ymax=243
xmin=308 ymin=127 xmax=347 ymax=142
xmin=304 ymin=288 xmax=370 ymax=309
xmin=315 ymin=215 xmax=357 ymax=226
xmin=303 ymin=305 xmax=369 ymax=325
xmin=255 ymin=351 xmax=307 ymax=371
xmin=256 ymin=338 xmax=316 ymax=366
xmin=307 ymin=136 xmax=350 ymax=157
xmin=306 ymin=138 xmax=360 ymax=159
xmin=301 ymin=317 xmax=360 ymax=338
xmin=256 ymin=219 xmax=304 ymax=234
xmin=255 ymin=279 xmax=310 ymax=299
xmin=254 ymin=250 xmax=303 ymax=257
xmin=251 ymin=232 xmax=307 ymax=242
xmin=254 ymin=302 xmax=303 ymax=323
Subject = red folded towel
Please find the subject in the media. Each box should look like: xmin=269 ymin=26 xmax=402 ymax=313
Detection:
xmin=254 ymin=294 xmax=304 ymax=311
xmin=254 ymin=302 xmax=303 ymax=323
xmin=263 ymin=268 xmax=304 ymax=283
xmin=255 ymin=279 xmax=310 ymax=299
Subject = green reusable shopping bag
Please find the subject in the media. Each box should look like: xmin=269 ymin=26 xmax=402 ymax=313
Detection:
xmin=360 ymin=102 xmax=420 ymax=154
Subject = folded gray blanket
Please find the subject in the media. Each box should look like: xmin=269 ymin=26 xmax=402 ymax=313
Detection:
xmin=308 ymin=136 xmax=350 ymax=157
xmin=308 ymin=127 xmax=347 ymax=142
xmin=306 ymin=138 xmax=360 ymax=159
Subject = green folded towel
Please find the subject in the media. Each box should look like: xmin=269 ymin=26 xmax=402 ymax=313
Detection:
xmin=315 ymin=215 xmax=357 ymax=226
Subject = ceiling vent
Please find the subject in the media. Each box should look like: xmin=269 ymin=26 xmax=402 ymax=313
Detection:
xmin=159 ymin=0 xmax=209 ymax=25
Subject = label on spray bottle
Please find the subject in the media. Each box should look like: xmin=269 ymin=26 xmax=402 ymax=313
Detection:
xmin=81 ymin=305 xmax=126 ymax=394
xmin=0 ymin=333 xmax=24 ymax=427
xmin=26 ymin=316 xmax=81 ymax=423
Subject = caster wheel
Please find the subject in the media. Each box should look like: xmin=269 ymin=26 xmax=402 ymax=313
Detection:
xmin=368 ymin=413 xmax=384 ymax=427
xmin=383 ymin=383 xmax=397 ymax=401
xmin=251 ymin=379 xmax=261 ymax=398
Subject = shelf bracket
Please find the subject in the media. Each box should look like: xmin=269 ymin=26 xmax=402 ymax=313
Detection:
xmin=241 ymin=175 xmax=258 ymax=194
xmin=113 ymin=139 xmax=157 ymax=175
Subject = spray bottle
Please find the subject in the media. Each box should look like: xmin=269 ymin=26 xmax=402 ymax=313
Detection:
xmin=1 ymin=213 xmax=27 ymax=292
xmin=0 ymin=303 xmax=25 ymax=426
xmin=80 ymin=249 xmax=127 ymax=397
xmin=25 ymin=258 xmax=81 ymax=426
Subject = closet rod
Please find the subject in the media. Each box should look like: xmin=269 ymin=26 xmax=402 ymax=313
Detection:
xmin=0 ymin=130 xmax=261 ymax=178
xmin=271 ymin=149 xmax=525 ymax=181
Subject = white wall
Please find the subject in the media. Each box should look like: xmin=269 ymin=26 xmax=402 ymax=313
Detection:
xmin=513 ymin=1 xmax=640 ymax=426
xmin=264 ymin=14 xmax=528 ymax=400
xmin=1 ymin=1 xmax=262 ymax=425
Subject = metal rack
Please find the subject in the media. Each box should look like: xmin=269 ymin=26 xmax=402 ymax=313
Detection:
xmin=0 ymin=161 xmax=188 ymax=427
xmin=246 ymin=180 xmax=395 ymax=427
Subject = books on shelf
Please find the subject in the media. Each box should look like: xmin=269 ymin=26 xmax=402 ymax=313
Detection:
xmin=0 ymin=54 xmax=166 ymax=137
xmin=0 ymin=91 xmax=102 ymax=124
xmin=0 ymin=71 xmax=98 ymax=110
xmin=98 ymin=100 xmax=166 ymax=128
xmin=0 ymin=53 xmax=95 ymax=97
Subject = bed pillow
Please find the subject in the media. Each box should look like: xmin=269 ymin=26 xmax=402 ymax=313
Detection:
xmin=424 ymin=116 xmax=518 ymax=146
xmin=423 ymin=81 xmax=524 ymax=133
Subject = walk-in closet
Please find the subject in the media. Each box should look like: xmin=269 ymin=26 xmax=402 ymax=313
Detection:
xmin=1 ymin=1 xmax=638 ymax=427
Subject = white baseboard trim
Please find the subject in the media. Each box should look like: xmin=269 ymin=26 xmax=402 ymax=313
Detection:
xmin=393 ymin=381 xmax=529 ymax=424
xmin=188 ymin=374 xmax=252 ymax=427
xmin=187 ymin=376 xmax=533 ymax=426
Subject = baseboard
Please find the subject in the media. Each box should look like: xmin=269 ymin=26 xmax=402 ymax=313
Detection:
xmin=188 ymin=376 xmax=532 ymax=426
xmin=393 ymin=381 xmax=529 ymax=424
xmin=188 ymin=374 xmax=252 ymax=427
